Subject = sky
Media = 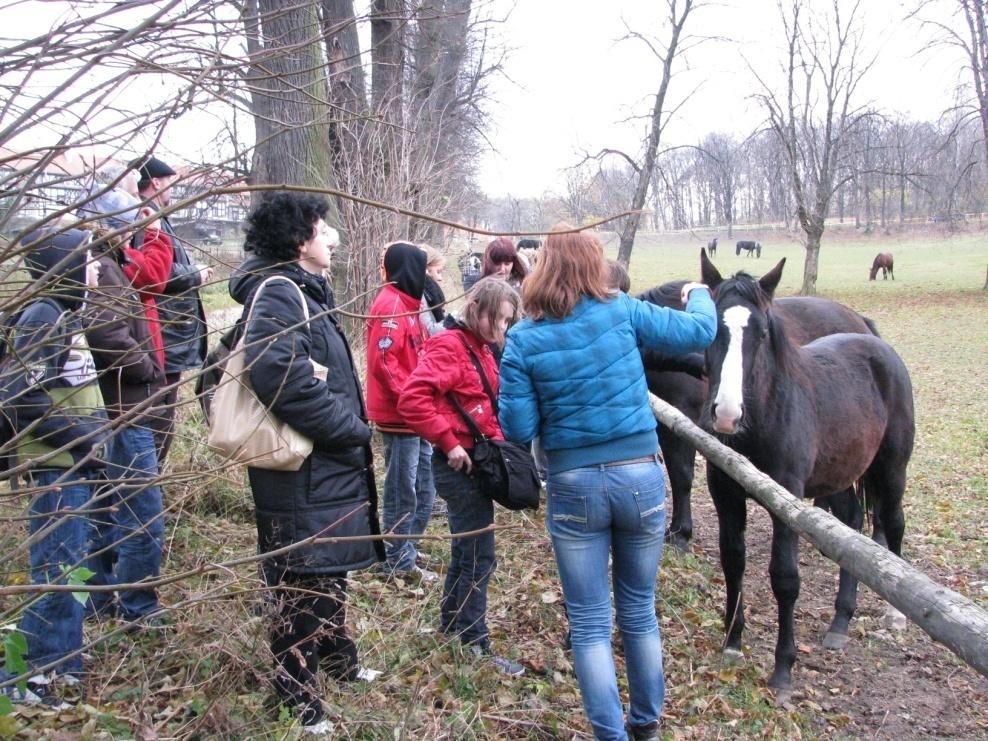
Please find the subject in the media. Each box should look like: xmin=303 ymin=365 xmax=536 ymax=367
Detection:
xmin=3 ymin=0 xmax=969 ymax=198
xmin=477 ymin=0 xmax=968 ymax=197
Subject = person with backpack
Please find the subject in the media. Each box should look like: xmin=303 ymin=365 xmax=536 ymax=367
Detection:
xmin=0 ymin=228 xmax=108 ymax=707
xmin=228 ymin=192 xmax=384 ymax=733
xmin=397 ymin=277 xmax=525 ymax=676
xmin=135 ymin=156 xmax=212 ymax=465
xmin=83 ymin=198 xmax=173 ymax=627
xmin=498 ymin=224 xmax=716 ymax=741
xmin=366 ymin=242 xmax=437 ymax=582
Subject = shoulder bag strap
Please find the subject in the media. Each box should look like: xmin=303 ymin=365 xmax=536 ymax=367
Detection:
xmin=458 ymin=334 xmax=498 ymax=416
xmin=242 ymin=275 xmax=311 ymax=347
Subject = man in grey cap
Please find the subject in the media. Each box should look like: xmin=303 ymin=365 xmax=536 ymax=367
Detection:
xmin=137 ymin=155 xmax=214 ymax=465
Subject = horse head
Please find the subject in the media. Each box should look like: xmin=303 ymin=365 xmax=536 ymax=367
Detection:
xmin=701 ymin=250 xmax=786 ymax=435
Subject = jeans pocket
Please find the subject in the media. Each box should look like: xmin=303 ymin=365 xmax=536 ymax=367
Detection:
xmin=548 ymin=492 xmax=588 ymax=535
xmin=633 ymin=481 xmax=666 ymax=535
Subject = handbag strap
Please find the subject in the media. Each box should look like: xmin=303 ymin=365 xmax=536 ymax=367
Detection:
xmin=240 ymin=274 xmax=311 ymax=347
xmin=457 ymin=333 xmax=499 ymax=416
xmin=448 ymin=394 xmax=486 ymax=443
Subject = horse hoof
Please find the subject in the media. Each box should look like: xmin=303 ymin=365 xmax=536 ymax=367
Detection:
xmin=883 ymin=607 xmax=907 ymax=631
xmin=668 ymin=535 xmax=690 ymax=554
xmin=822 ymin=631 xmax=849 ymax=650
xmin=722 ymin=648 xmax=744 ymax=665
xmin=774 ymin=687 xmax=794 ymax=709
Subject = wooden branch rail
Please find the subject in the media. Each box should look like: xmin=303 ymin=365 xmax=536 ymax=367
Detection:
xmin=649 ymin=393 xmax=988 ymax=680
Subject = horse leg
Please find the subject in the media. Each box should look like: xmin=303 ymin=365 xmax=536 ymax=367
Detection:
xmin=768 ymin=511 xmax=801 ymax=701
xmin=865 ymin=463 xmax=909 ymax=631
xmin=822 ymin=488 xmax=863 ymax=650
xmin=660 ymin=427 xmax=696 ymax=552
xmin=708 ymin=464 xmax=747 ymax=662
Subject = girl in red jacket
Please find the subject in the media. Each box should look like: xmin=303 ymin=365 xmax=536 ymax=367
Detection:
xmin=398 ymin=277 xmax=524 ymax=676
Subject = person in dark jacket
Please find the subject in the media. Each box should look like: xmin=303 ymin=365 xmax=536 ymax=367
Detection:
xmin=0 ymin=228 xmax=108 ymax=705
xmin=229 ymin=192 xmax=384 ymax=733
xmin=136 ymin=155 xmax=213 ymax=466
xmin=398 ymin=277 xmax=525 ymax=676
xmin=84 ymin=202 xmax=173 ymax=624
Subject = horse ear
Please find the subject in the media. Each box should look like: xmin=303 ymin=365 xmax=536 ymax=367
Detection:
xmin=700 ymin=248 xmax=722 ymax=289
xmin=758 ymin=257 xmax=786 ymax=297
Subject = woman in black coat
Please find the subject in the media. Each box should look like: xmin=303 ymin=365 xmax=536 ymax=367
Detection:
xmin=230 ymin=192 xmax=384 ymax=731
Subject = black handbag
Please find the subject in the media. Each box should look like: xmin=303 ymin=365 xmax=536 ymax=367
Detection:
xmin=447 ymin=338 xmax=540 ymax=511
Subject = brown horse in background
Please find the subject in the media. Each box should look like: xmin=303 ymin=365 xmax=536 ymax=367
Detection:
xmin=870 ymin=252 xmax=894 ymax=280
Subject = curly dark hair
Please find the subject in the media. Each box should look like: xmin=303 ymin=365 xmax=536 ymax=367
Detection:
xmin=243 ymin=191 xmax=330 ymax=260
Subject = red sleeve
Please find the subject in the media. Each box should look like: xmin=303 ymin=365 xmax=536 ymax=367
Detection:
xmin=122 ymin=228 xmax=173 ymax=292
xmin=367 ymin=298 xmax=414 ymax=401
xmin=398 ymin=336 xmax=462 ymax=453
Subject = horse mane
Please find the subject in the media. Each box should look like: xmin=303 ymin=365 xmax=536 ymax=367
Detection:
xmin=717 ymin=272 xmax=805 ymax=378
xmin=637 ymin=279 xmax=687 ymax=309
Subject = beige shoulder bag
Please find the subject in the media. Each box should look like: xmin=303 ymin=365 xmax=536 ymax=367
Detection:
xmin=208 ymin=276 xmax=328 ymax=471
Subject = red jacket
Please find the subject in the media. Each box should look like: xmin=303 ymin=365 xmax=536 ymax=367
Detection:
xmin=122 ymin=228 xmax=173 ymax=368
xmin=398 ymin=327 xmax=504 ymax=454
xmin=366 ymin=284 xmax=428 ymax=430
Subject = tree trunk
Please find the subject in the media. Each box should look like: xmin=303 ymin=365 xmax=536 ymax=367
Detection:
xmin=801 ymin=229 xmax=821 ymax=296
xmin=247 ymin=0 xmax=338 ymax=216
xmin=616 ymin=0 xmax=694 ymax=267
xmin=371 ymin=0 xmax=405 ymax=176
xmin=648 ymin=394 xmax=988 ymax=681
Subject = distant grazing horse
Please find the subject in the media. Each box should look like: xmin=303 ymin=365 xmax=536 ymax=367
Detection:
xmin=707 ymin=237 xmax=718 ymax=256
xmin=699 ymin=252 xmax=915 ymax=702
xmin=736 ymin=239 xmax=761 ymax=257
xmin=870 ymin=252 xmax=894 ymax=280
xmin=637 ymin=263 xmax=880 ymax=552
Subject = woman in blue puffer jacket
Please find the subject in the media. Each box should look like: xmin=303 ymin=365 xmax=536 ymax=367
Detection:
xmin=498 ymin=224 xmax=716 ymax=741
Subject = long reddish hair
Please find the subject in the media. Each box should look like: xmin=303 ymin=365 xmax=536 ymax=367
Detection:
xmin=522 ymin=223 xmax=611 ymax=320
xmin=481 ymin=237 xmax=527 ymax=282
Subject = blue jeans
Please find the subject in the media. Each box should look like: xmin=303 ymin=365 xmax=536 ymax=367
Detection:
xmin=433 ymin=455 xmax=495 ymax=646
xmin=19 ymin=469 xmax=93 ymax=677
xmin=89 ymin=425 xmax=164 ymax=618
xmin=380 ymin=433 xmax=435 ymax=571
xmin=547 ymin=457 xmax=667 ymax=741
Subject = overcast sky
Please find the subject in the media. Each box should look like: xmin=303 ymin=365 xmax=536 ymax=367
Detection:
xmin=5 ymin=1 xmax=968 ymax=198
xmin=477 ymin=0 xmax=966 ymax=197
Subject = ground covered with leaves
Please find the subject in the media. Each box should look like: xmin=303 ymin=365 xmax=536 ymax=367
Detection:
xmin=2 ymin=231 xmax=986 ymax=739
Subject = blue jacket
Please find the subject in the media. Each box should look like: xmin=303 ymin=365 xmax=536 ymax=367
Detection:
xmin=498 ymin=289 xmax=716 ymax=474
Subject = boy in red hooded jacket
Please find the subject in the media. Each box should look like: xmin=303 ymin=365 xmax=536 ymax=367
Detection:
xmin=366 ymin=242 xmax=437 ymax=580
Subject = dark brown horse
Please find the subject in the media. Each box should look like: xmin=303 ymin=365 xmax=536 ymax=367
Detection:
xmin=637 ymin=273 xmax=880 ymax=552
xmin=869 ymin=252 xmax=894 ymax=280
xmin=707 ymin=237 xmax=718 ymax=256
xmin=700 ymin=253 xmax=915 ymax=702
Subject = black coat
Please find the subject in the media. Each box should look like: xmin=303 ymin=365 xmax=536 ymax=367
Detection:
xmin=139 ymin=214 xmax=208 ymax=374
xmin=230 ymin=259 xmax=384 ymax=574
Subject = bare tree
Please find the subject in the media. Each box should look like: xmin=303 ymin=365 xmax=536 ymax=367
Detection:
xmin=578 ymin=0 xmax=697 ymax=266
xmin=914 ymin=1 xmax=988 ymax=179
xmin=752 ymin=0 xmax=873 ymax=295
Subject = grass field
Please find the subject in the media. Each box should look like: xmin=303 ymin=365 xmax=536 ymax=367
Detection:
xmin=1 ymin=228 xmax=985 ymax=739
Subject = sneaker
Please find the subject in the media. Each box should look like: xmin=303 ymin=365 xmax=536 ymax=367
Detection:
xmin=466 ymin=645 xmax=525 ymax=677
xmin=415 ymin=552 xmax=441 ymax=569
xmin=0 ymin=674 xmax=75 ymax=710
xmin=354 ymin=667 xmax=382 ymax=682
xmin=394 ymin=565 xmax=438 ymax=585
xmin=303 ymin=718 xmax=334 ymax=736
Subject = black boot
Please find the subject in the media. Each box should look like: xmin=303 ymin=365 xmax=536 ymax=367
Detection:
xmin=627 ymin=720 xmax=661 ymax=740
